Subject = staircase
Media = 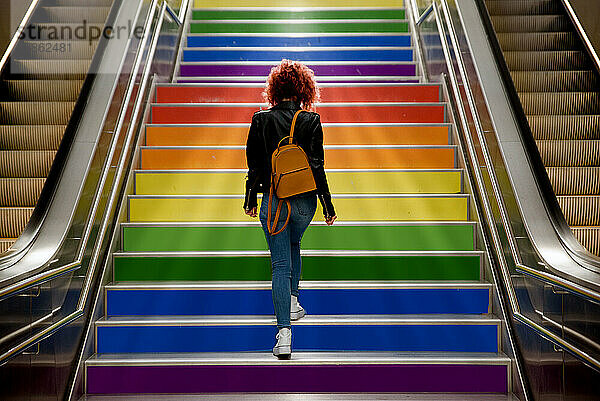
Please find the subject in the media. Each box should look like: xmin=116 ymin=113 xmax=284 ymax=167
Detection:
xmin=82 ymin=0 xmax=512 ymax=397
xmin=0 ymin=0 xmax=113 ymax=253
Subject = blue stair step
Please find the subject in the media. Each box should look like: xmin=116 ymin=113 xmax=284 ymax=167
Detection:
xmin=95 ymin=315 xmax=500 ymax=354
xmin=105 ymin=281 xmax=492 ymax=316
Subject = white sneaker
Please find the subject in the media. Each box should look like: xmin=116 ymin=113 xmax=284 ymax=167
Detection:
xmin=273 ymin=328 xmax=291 ymax=359
xmin=291 ymin=295 xmax=306 ymax=320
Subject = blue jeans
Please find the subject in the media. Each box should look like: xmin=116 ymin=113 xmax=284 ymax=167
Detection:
xmin=259 ymin=193 xmax=317 ymax=329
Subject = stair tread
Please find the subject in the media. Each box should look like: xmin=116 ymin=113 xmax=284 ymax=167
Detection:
xmin=86 ymin=350 xmax=511 ymax=365
xmin=97 ymin=314 xmax=501 ymax=326
xmin=113 ymin=250 xmax=483 ymax=257
xmin=121 ymin=221 xmax=476 ymax=227
xmin=105 ymin=280 xmax=492 ymax=290
xmin=80 ymin=394 xmax=519 ymax=401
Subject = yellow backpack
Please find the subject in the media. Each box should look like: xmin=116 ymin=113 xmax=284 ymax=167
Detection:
xmin=267 ymin=110 xmax=317 ymax=235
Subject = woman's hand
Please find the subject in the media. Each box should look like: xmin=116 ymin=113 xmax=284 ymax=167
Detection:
xmin=245 ymin=207 xmax=257 ymax=218
xmin=325 ymin=215 xmax=337 ymax=226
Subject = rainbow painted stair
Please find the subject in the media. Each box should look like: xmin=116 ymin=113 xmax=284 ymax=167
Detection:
xmin=83 ymin=0 xmax=512 ymax=397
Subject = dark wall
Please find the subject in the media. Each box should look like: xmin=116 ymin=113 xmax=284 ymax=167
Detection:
xmin=565 ymin=0 xmax=600 ymax=64
xmin=0 ymin=0 xmax=34 ymax=58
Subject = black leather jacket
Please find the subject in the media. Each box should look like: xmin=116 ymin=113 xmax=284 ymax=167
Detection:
xmin=244 ymin=101 xmax=336 ymax=218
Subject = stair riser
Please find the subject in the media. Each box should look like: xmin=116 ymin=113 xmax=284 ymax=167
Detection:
xmin=503 ymin=51 xmax=588 ymax=71
xmin=0 ymin=126 xmax=64 ymax=150
xmin=189 ymin=22 xmax=409 ymax=34
xmin=134 ymin=171 xmax=463 ymax=195
xmin=497 ymin=33 xmax=577 ymax=52
xmin=14 ymin=42 xmax=97 ymax=60
xmin=86 ymin=363 xmax=507 ymax=394
xmin=528 ymin=116 xmax=600 ymax=140
xmin=177 ymin=78 xmax=421 ymax=83
xmin=96 ymin=324 xmax=499 ymax=353
xmin=140 ymin=148 xmax=455 ymax=169
xmin=179 ymin=64 xmax=417 ymax=78
xmin=114 ymin=255 xmax=481 ymax=281
xmin=194 ymin=0 xmax=405 ymax=5
xmin=2 ymin=80 xmax=83 ymax=101
xmin=486 ymin=0 xmax=562 ymax=15
xmin=182 ymin=49 xmax=414 ymax=62
xmin=128 ymin=196 xmax=469 ymax=222
xmin=490 ymin=15 xmax=569 ymax=33
xmin=41 ymin=7 xmax=110 ymax=24
xmin=155 ymin=85 xmax=441 ymax=103
xmin=106 ymin=288 xmax=491 ymax=316
xmin=0 ymin=208 xmax=33 ymax=237
xmin=188 ymin=35 xmax=411 ymax=47
xmin=191 ymin=9 xmax=406 ymax=20
xmin=122 ymin=224 xmax=475 ymax=252
xmin=151 ymin=105 xmax=444 ymax=124
xmin=146 ymin=125 xmax=451 ymax=146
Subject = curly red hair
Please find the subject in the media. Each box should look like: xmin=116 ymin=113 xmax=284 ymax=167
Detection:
xmin=264 ymin=59 xmax=320 ymax=109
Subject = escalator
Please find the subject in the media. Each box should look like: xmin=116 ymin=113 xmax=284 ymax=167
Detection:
xmin=485 ymin=0 xmax=600 ymax=256
xmin=0 ymin=0 xmax=113 ymax=253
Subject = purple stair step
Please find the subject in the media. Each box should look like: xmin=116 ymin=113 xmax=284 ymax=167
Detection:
xmin=176 ymin=78 xmax=421 ymax=84
xmin=86 ymin=352 xmax=509 ymax=394
xmin=179 ymin=63 xmax=417 ymax=77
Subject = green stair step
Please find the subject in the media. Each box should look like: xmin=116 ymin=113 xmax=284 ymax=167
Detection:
xmin=122 ymin=223 xmax=475 ymax=252
xmin=113 ymin=252 xmax=482 ymax=281
xmin=189 ymin=22 xmax=410 ymax=34
xmin=191 ymin=9 xmax=406 ymax=20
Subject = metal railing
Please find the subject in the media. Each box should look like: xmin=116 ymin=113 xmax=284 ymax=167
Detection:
xmin=410 ymin=0 xmax=600 ymax=379
xmin=0 ymin=0 xmax=187 ymax=366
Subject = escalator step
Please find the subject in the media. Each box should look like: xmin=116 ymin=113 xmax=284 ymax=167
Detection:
xmin=0 ymin=207 xmax=33 ymax=238
xmin=0 ymin=178 xmax=45 ymax=206
xmin=0 ymin=125 xmax=65 ymax=150
xmin=547 ymin=167 xmax=600 ymax=195
xmin=2 ymin=80 xmax=84 ymax=101
xmin=486 ymin=0 xmax=562 ymax=16
xmin=0 ymin=102 xmax=75 ymax=124
xmin=497 ymin=32 xmax=577 ymax=51
xmin=519 ymin=92 xmax=600 ymax=115
xmin=490 ymin=14 xmax=569 ymax=32
xmin=571 ymin=227 xmax=600 ymax=256
xmin=0 ymin=150 xmax=56 ymax=177
xmin=55 ymin=0 xmax=112 ymax=5
xmin=528 ymin=115 xmax=600 ymax=140
xmin=504 ymin=50 xmax=588 ymax=70
xmin=0 ymin=238 xmax=15 ymax=254
xmin=41 ymin=6 xmax=111 ymax=23
xmin=9 ymin=59 xmax=90 ymax=79
xmin=537 ymin=140 xmax=600 ymax=166
xmin=16 ymin=41 xmax=97 ymax=60
xmin=557 ymin=195 xmax=600 ymax=226
xmin=511 ymin=70 xmax=598 ymax=92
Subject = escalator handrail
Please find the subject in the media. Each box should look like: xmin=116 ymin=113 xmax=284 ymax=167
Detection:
xmin=0 ymin=0 xmax=124 ymax=269
xmin=472 ymin=0 xmax=600 ymax=294
xmin=0 ymin=0 xmax=41 ymax=76
xmin=0 ymin=0 xmax=182 ymax=365
xmin=414 ymin=0 xmax=600 ymax=375
xmin=560 ymin=0 xmax=600 ymax=75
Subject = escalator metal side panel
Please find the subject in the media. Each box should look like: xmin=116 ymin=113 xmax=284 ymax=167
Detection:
xmin=0 ymin=0 xmax=142 ymax=288
xmin=455 ymin=0 xmax=600 ymax=292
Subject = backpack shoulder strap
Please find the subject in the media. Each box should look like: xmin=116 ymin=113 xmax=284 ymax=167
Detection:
xmin=288 ymin=109 xmax=304 ymax=145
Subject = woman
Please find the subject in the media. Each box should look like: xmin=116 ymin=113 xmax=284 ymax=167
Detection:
xmin=244 ymin=59 xmax=337 ymax=359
